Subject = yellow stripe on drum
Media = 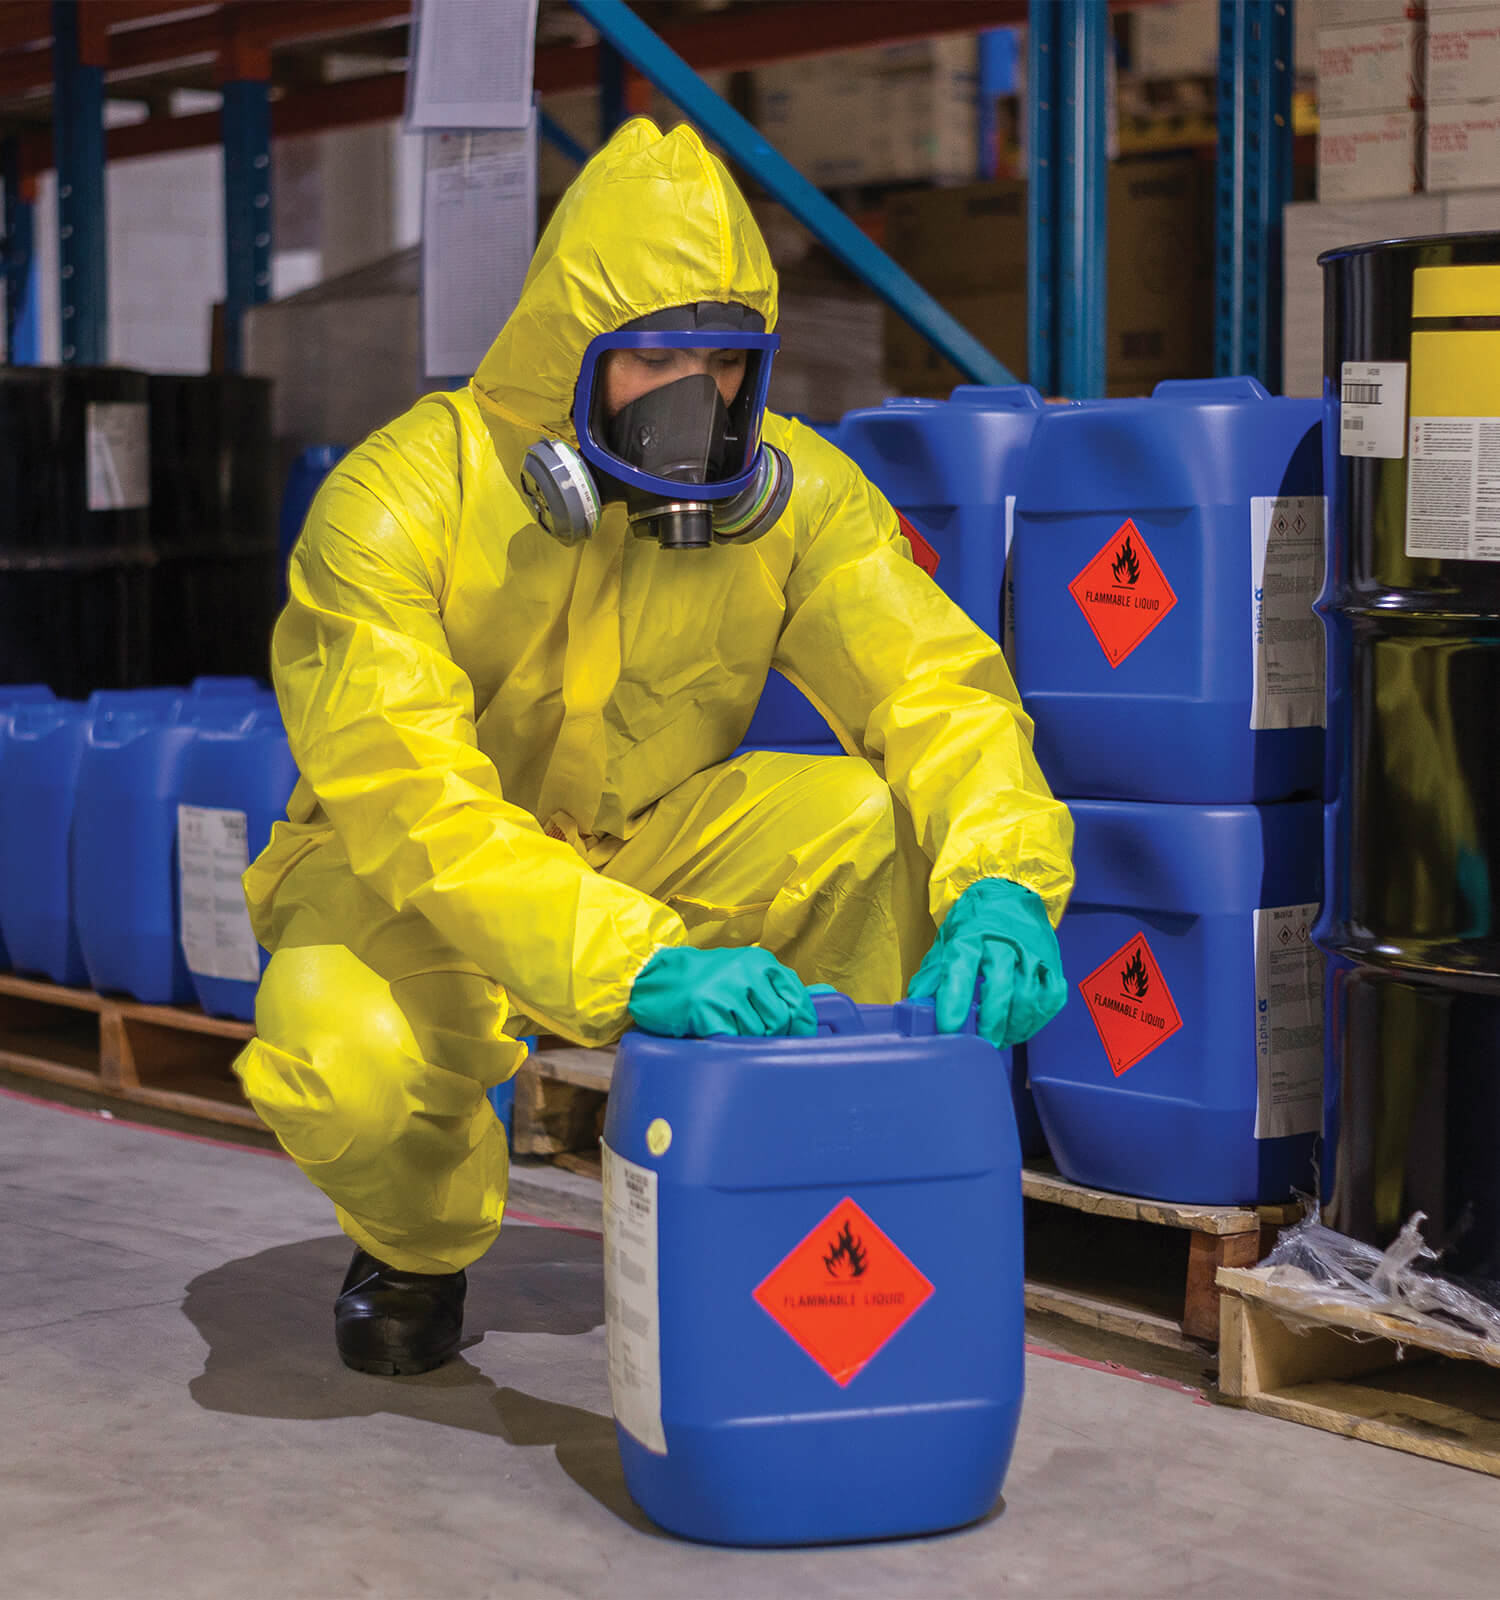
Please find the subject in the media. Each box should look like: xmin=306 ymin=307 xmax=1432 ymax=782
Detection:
xmin=1411 ymin=263 xmax=1500 ymax=320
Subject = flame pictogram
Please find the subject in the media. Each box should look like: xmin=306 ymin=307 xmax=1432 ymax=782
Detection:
xmin=1120 ymin=948 xmax=1150 ymax=999
xmin=1111 ymin=533 xmax=1142 ymax=586
xmin=824 ymin=1220 xmax=869 ymax=1278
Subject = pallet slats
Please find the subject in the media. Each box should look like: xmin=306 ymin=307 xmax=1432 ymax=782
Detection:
xmin=1218 ymin=1265 xmax=1500 ymax=1477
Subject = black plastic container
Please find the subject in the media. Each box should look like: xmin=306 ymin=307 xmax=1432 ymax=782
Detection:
xmin=1317 ymin=234 xmax=1500 ymax=1283
xmin=146 ymin=374 xmax=277 ymax=683
xmin=0 ymin=366 xmax=153 ymax=695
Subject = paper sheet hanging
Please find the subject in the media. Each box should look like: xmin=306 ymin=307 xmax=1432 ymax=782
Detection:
xmin=421 ymin=122 xmax=537 ymax=379
xmin=406 ymin=0 xmax=540 ymax=130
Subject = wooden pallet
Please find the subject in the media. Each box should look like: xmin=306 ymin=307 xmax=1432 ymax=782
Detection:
xmin=0 ymin=972 xmax=618 ymax=1141
xmin=1022 ymin=1165 xmax=1302 ymax=1350
xmin=1217 ymin=1265 xmax=1500 ymax=1477
xmin=0 ymin=971 xmax=259 ymax=1129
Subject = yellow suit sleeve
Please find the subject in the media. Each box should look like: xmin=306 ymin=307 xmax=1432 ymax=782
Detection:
xmin=771 ymin=423 xmax=1075 ymax=928
xmin=273 ymin=433 xmax=686 ymax=1046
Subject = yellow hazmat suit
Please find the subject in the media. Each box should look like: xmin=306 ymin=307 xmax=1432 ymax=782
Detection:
xmin=234 ymin=120 xmax=1074 ymax=1274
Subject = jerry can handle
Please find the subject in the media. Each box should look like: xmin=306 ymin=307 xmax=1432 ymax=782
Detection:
xmin=1151 ymin=375 xmax=1271 ymax=402
xmin=811 ymin=991 xmax=865 ymax=1035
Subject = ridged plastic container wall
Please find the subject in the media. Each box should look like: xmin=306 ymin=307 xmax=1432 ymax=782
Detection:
xmin=177 ymin=700 xmax=300 ymax=1019
xmin=1026 ymin=798 xmax=1323 ymax=1205
xmin=1010 ymin=378 xmax=1324 ymax=802
xmin=1317 ymin=235 xmax=1500 ymax=1283
xmin=603 ymin=993 xmax=1023 ymax=1546
xmin=72 ymin=680 xmax=261 ymax=1004
xmin=0 ymin=367 xmax=154 ymax=696
xmin=742 ymin=385 xmax=1045 ymax=761
xmin=0 ymin=692 xmax=176 ymax=986
xmin=0 ymin=686 xmax=56 ymax=971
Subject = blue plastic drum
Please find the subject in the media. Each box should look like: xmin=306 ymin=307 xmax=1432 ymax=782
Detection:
xmin=1010 ymin=378 xmax=1324 ymax=803
xmin=0 ymin=693 xmax=175 ymax=987
xmin=72 ymin=681 xmax=261 ymax=1004
xmin=1026 ymin=797 xmax=1323 ymax=1204
xmin=603 ymin=993 xmax=1024 ymax=1546
xmin=0 ymin=686 xmax=55 ymax=972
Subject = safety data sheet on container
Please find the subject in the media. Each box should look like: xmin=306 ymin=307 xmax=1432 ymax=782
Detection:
xmin=1249 ymin=497 xmax=1326 ymax=730
xmin=1405 ymin=416 xmax=1500 ymax=562
xmin=1252 ymin=903 xmax=1324 ymax=1140
xmin=177 ymin=805 xmax=261 ymax=983
xmin=602 ymin=1142 xmax=666 ymax=1455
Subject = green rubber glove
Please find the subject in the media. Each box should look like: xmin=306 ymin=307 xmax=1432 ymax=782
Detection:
xmin=628 ymin=946 xmax=820 ymax=1038
xmin=906 ymin=878 xmax=1066 ymax=1048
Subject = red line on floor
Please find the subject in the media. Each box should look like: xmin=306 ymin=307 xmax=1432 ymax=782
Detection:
xmin=1025 ymin=1341 xmax=1212 ymax=1404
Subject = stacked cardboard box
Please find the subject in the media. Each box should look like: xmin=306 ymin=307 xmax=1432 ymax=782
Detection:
xmin=1425 ymin=0 xmax=1500 ymax=190
xmin=1280 ymin=186 xmax=1500 ymax=396
xmin=754 ymin=39 xmax=977 ymax=188
xmin=881 ymin=156 xmax=1212 ymax=397
xmin=1316 ymin=1 xmax=1425 ymax=200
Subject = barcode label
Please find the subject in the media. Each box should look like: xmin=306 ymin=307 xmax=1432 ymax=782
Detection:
xmin=1340 ymin=361 xmax=1407 ymax=459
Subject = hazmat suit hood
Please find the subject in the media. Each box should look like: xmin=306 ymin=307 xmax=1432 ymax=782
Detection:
xmin=470 ymin=119 xmax=780 ymax=488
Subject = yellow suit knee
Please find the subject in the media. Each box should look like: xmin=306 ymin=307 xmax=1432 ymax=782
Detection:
xmin=237 ymin=944 xmax=424 ymax=1171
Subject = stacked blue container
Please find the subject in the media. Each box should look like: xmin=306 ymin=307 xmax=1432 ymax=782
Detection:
xmin=72 ymin=680 xmax=262 ymax=1005
xmin=0 ymin=686 xmax=56 ymax=973
xmin=0 ymin=691 xmax=175 ymax=987
xmin=1011 ymin=378 xmax=1326 ymax=1205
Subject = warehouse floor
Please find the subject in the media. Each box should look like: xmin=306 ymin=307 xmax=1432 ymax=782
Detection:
xmin=4 ymin=1085 xmax=1499 ymax=1600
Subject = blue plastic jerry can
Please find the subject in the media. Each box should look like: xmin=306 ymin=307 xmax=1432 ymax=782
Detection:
xmin=603 ymin=992 xmax=1024 ymax=1547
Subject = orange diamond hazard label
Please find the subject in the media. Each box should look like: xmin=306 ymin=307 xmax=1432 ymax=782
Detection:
xmin=1079 ymin=932 xmax=1183 ymax=1076
xmin=752 ymin=1197 xmax=934 ymax=1387
xmin=1069 ymin=518 xmax=1178 ymax=666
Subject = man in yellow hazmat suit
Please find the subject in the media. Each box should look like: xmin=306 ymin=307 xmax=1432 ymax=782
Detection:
xmin=233 ymin=120 xmax=1074 ymax=1376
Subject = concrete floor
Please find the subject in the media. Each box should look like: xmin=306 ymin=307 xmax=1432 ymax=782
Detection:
xmin=3 ymin=1084 xmax=1499 ymax=1600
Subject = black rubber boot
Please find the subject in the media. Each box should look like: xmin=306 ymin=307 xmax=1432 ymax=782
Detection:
xmin=335 ymin=1246 xmax=467 ymax=1376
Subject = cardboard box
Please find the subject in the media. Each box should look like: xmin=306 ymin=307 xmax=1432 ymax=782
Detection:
xmin=1319 ymin=1 xmax=1424 ymax=25
xmin=1316 ymin=19 xmax=1426 ymax=115
xmin=1280 ymin=192 xmax=1445 ymax=396
xmin=1426 ymin=98 xmax=1500 ymax=187
xmin=1131 ymin=0 xmax=1219 ymax=77
xmin=1318 ymin=110 xmax=1423 ymax=198
xmin=881 ymin=157 xmax=1212 ymax=395
xmin=1426 ymin=6 xmax=1500 ymax=102
xmin=755 ymin=39 xmax=977 ymax=188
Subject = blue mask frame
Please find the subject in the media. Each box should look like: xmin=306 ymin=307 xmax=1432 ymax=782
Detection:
xmin=573 ymin=328 xmax=779 ymax=502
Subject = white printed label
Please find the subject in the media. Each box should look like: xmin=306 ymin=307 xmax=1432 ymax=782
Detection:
xmin=85 ymin=402 xmax=150 ymax=511
xmin=1339 ymin=361 xmax=1407 ymax=459
xmin=1002 ymin=493 xmax=1017 ymax=660
xmin=177 ymin=805 xmax=261 ymax=984
xmin=602 ymin=1141 xmax=666 ymax=1455
xmin=1249 ymin=497 xmax=1326 ymax=730
xmin=1253 ymin=903 xmax=1324 ymax=1140
xmin=1405 ymin=415 xmax=1500 ymax=562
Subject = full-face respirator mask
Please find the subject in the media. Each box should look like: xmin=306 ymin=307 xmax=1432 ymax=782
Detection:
xmin=520 ymin=303 xmax=793 ymax=550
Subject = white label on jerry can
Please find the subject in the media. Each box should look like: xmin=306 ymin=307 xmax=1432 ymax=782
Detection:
xmin=85 ymin=402 xmax=151 ymax=510
xmin=177 ymin=804 xmax=262 ymax=984
xmin=1249 ymin=496 xmax=1326 ymax=730
xmin=602 ymin=1140 xmax=666 ymax=1455
xmin=1338 ymin=361 xmax=1407 ymax=459
xmin=1253 ymin=903 xmax=1324 ymax=1140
